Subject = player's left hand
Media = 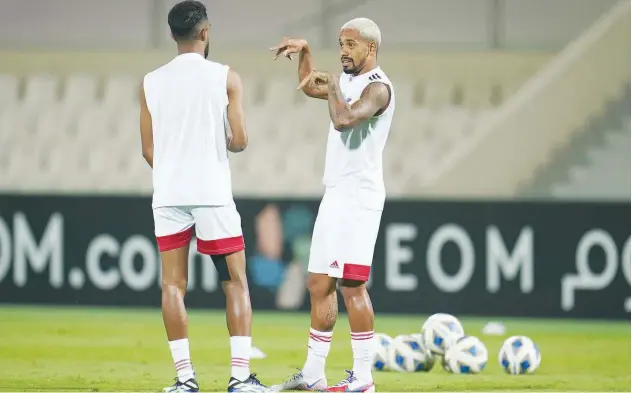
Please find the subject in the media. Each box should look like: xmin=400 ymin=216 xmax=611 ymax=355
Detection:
xmin=269 ymin=37 xmax=308 ymax=61
xmin=297 ymin=70 xmax=331 ymax=90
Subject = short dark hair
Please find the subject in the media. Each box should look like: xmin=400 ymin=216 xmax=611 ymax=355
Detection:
xmin=168 ymin=0 xmax=208 ymax=41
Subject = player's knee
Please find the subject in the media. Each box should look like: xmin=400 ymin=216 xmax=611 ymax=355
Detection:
xmin=307 ymin=273 xmax=336 ymax=299
xmin=215 ymin=251 xmax=248 ymax=285
xmin=161 ymin=276 xmax=187 ymax=293
xmin=339 ymin=279 xmax=367 ymax=299
xmin=220 ymin=260 xmax=250 ymax=295
xmin=222 ymin=279 xmax=250 ymax=301
xmin=223 ymin=270 xmax=249 ymax=291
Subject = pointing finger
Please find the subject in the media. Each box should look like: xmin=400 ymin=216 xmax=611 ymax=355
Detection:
xmin=282 ymin=49 xmax=296 ymax=60
xmin=297 ymin=72 xmax=313 ymax=90
xmin=273 ymin=47 xmax=286 ymax=60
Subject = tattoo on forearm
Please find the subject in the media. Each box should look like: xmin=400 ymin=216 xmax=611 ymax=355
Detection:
xmin=328 ymin=76 xmax=344 ymax=103
xmin=327 ymin=76 xmax=348 ymax=122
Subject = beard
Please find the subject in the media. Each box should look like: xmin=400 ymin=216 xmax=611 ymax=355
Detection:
xmin=204 ymin=41 xmax=210 ymax=59
xmin=342 ymin=58 xmax=365 ymax=75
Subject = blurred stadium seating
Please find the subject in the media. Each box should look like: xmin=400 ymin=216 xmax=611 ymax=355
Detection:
xmin=525 ymin=86 xmax=631 ymax=200
xmin=0 ymin=52 xmax=549 ymax=196
xmin=0 ymin=0 xmax=628 ymax=200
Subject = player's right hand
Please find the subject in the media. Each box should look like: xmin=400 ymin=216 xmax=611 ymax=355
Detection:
xmin=269 ymin=37 xmax=308 ymax=61
xmin=297 ymin=70 xmax=331 ymax=90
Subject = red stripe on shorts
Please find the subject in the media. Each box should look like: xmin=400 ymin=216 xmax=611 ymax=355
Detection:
xmin=342 ymin=263 xmax=371 ymax=282
xmin=197 ymin=235 xmax=245 ymax=255
xmin=156 ymin=227 xmax=193 ymax=252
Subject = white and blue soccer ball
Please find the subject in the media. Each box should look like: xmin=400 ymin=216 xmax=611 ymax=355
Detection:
xmin=388 ymin=334 xmax=435 ymax=372
xmin=443 ymin=335 xmax=488 ymax=374
xmin=409 ymin=333 xmax=431 ymax=359
xmin=498 ymin=336 xmax=541 ymax=375
xmin=372 ymin=333 xmax=393 ymax=371
xmin=421 ymin=313 xmax=465 ymax=355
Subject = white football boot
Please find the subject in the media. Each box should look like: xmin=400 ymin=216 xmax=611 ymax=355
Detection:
xmin=325 ymin=370 xmax=375 ymax=393
xmin=269 ymin=370 xmax=327 ymax=391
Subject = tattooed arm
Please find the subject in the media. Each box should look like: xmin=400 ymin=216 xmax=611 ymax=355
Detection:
xmin=327 ymin=77 xmax=391 ymax=131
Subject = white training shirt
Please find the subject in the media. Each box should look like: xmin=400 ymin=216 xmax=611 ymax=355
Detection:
xmin=322 ymin=66 xmax=395 ymax=210
xmin=143 ymin=53 xmax=233 ymax=209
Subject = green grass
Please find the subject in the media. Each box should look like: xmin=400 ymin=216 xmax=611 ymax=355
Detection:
xmin=0 ymin=306 xmax=629 ymax=392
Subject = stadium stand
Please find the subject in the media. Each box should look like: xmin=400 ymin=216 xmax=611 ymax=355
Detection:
xmin=524 ymin=86 xmax=631 ymax=200
xmin=413 ymin=0 xmax=630 ymax=198
xmin=0 ymin=51 xmax=550 ymax=196
xmin=0 ymin=1 xmax=628 ymax=200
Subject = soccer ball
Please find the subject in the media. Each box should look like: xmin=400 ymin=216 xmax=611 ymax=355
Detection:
xmin=421 ymin=313 xmax=465 ymax=355
xmin=409 ymin=333 xmax=431 ymax=357
xmin=372 ymin=333 xmax=393 ymax=371
xmin=498 ymin=336 xmax=541 ymax=375
xmin=388 ymin=334 xmax=435 ymax=372
xmin=443 ymin=335 xmax=488 ymax=374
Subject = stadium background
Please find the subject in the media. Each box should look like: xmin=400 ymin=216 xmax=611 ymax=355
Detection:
xmin=0 ymin=0 xmax=630 ymax=391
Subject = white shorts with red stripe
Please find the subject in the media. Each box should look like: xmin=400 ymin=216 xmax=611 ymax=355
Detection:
xmin=307 ymin=190 xmax=382 ymax=282
xmin=153 ymin=204 xmax=244 ymax=255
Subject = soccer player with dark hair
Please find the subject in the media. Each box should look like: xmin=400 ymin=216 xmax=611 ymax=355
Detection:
xmin=139 ymin=1 xmax=265 ymax=392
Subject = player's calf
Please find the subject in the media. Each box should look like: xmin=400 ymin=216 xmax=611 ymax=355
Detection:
xmin=271 ymin=274 xmax=336 ymax=392
xmin=340 ymin=280 xmax=375 ymax=386
xmin=213 ymin=251 xmax=268 ymax=391
xmin=159 ymin=245 xmax=198 ymax=389
xmin=303 ymin=274 xmax=337 ymax=379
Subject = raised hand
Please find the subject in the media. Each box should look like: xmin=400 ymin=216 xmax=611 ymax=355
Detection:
xmin=269 ymin=37 xmax=308 ymax=61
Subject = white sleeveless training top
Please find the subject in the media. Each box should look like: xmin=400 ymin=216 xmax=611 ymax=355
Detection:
xmin=143 ymin=53 xmax=233 ymax=209
xmin=322 ymin=66 xmax=395 ymax=210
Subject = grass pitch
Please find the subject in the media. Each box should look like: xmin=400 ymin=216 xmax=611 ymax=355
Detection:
xmin=0 ymin=306 xmax=629 ymax=392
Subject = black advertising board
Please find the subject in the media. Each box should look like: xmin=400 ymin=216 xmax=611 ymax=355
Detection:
xmin=0 ymin=195 xmax=629 ymax=319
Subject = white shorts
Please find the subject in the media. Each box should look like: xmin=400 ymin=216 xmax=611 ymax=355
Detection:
xmin=307 ymin=191 xmax=382 ymax=282
xmin=153 ymin=204 xmax=244 ymax=255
